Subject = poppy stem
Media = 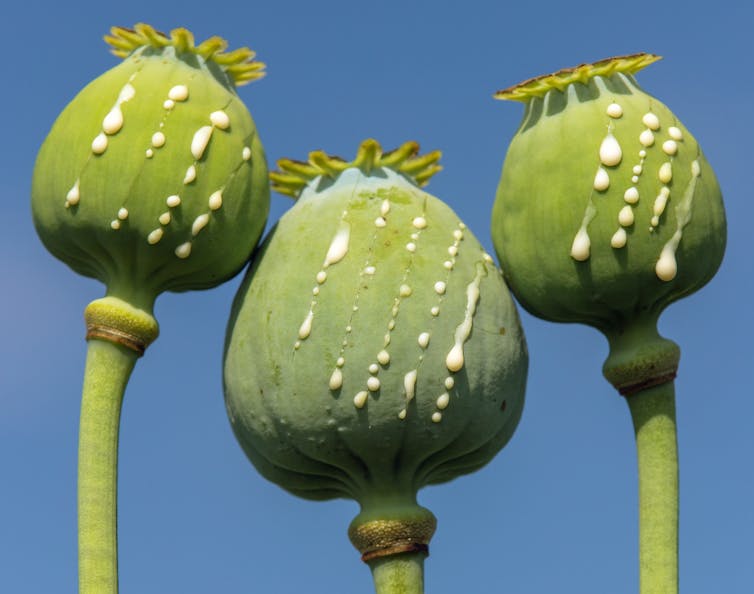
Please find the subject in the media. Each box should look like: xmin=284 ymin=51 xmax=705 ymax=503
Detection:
xmin=368 ymin=551 xmax=426 ymax=594
xmin=78 ymin=338 xmax=137 ymax=594
xmin=626 ymin=380 xmax=679 ymax=594
xmin=77 ymin=297 xmax=158 ymax=594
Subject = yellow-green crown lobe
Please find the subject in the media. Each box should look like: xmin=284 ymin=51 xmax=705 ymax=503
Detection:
xmin=105 ymin=23 xmax=265 ymax=86
xmin=270 ymin=139 xmax=442 ymax=199
xmin=494 ymin=53 xmax=661 ymax=101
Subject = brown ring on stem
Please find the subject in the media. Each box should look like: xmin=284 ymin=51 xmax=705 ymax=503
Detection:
xmin=618 ymin=370 xmax=677 ymax=397
xmin=83 ymin=297 xmax=159 ymax=358
xmin=349 ymin=512 xmax=437 ymax=564
xmin=86 ymin=324 xmax=148 ymax=356
xmin=361 ymin=543 xmax=429 ymax=563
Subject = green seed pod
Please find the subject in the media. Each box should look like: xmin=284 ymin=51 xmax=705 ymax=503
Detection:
xmin=224 ymin=140 xmax=527 ymax=573
xmin=491 ymin=56 xmax=727 ymax=594
xmin=32 ymin=24 xmax=269 ymax=312
xmin=491 ymin=54 xmax=725 ymax=349
xmin=30 ymin=26 xmax=269 ymax=592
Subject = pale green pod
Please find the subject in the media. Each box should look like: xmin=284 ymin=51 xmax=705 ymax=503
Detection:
xmin=32 ymin=24 xmax=269 ymax=312
xmin=224 ymin=140 xmax=528 ymax=562
xmin=491 ymin=54 xmax=725 ymax=337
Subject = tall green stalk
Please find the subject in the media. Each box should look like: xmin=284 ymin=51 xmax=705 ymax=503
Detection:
xmin=602 ymin=318 xmax=681 ymax=594
xmin=77 ymin=338 xmax=138 ymax=594
xmin=75 ymin=297 xmax=159 ymax=593
xmin=627 ymin=382 xmax=679 ymax=594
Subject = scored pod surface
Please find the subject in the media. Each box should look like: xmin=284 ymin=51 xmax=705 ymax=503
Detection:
xmin=491 ymin=54 xmax=725 ymax=332
xmin=223 ymin=140 xmax=528 ymax=556
xmin=32 ymin=24 xmax=269 ymax=308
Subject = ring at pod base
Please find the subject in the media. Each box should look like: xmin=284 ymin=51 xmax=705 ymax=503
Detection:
xmin=31 ymin=24 xmax=269 ymax=594
xmin=224 ymin=139 xmax=528 ymax=593
xmin=491 ymin=55 xmax=725 ymax=594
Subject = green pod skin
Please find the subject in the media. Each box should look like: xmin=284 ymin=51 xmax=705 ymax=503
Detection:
xmin=492 ymin=54 xmax=725 ymax=337
xmin=224 ymin=141 xmax=527 ymax=579
xmin=491 ymin=55 xmax=726 ymax=594
xmin=32 ymin=25 xmax=269 ymax=312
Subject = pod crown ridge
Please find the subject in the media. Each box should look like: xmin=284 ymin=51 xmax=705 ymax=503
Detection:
xmin=270 ymin=139 xmax=443 ymax=199
xmin=494 ymin=53 xmax=661 ymax=101
xmin=105 ymin=23 xmax=266 ymax=86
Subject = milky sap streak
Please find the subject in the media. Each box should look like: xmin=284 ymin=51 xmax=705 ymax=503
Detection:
xmin=655 ymin=160 xmax=701 ymax=281
xmin=294 ymin=218 xmax=352 ymax=349
xmin=357 ymin=201 xmax=437 ymax=420
xmin=398 ymin=222 xmax=470 ymax=423
xmin=445 ymin=263 xmax=485 ymax=373
xmin=145 ymin=84 xmax=190 ymax=160
xmin=569 ymin=101 xmax=698 ymax=281
xmin=66 ymin=78 xmax=138 ymax=208
xmin=90 ymin=79 xmax=137 ymax=156
xmin=323 ymin=192 xmax=410 ymax=410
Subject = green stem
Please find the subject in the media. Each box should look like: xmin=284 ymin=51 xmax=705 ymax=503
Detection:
xmin=626 ymin=381 xmax=679 ymax=594
xmin=368 ymin=552 xmax=426 ymax=594
xmin=74 ymin=296 xmax=158 ymax=594
xmin=78 ymin=338 xmax=138 ymax=594
xmin=602 ymin=316 xmax=680 ymax=593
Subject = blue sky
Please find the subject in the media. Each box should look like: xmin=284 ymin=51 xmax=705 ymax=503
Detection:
xmin=2 ymin=1 xmax=752 ymax=592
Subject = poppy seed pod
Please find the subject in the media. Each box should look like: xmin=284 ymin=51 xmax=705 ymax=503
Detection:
xmin=491 ymin=56 xmax=726 ymax=594
xmin=224 ymin=140 xmax=528 ymax=570
xmin=32 ymin=24 xmax=269 ymax=314
xmin=491 ymin=54 xmax=725 ymax=348
xmin=30 ymin=27 xmax=269 ymax=592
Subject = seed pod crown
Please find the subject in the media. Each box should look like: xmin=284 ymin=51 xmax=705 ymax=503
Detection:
xmin=32 ymin=24 xmax=269 ymax=309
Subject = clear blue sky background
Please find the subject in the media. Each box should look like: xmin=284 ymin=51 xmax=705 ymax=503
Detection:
xmin=2 ymin=1 xmax=752 ymax=592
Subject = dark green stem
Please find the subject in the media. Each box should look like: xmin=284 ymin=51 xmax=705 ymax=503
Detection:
xmin=78 ymin=338 xmax=137 ymax=594
xmin=368 ymin=552 xmax=426 ymax=594
xmin=626 ymin=381 xmax=679 ymax=594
